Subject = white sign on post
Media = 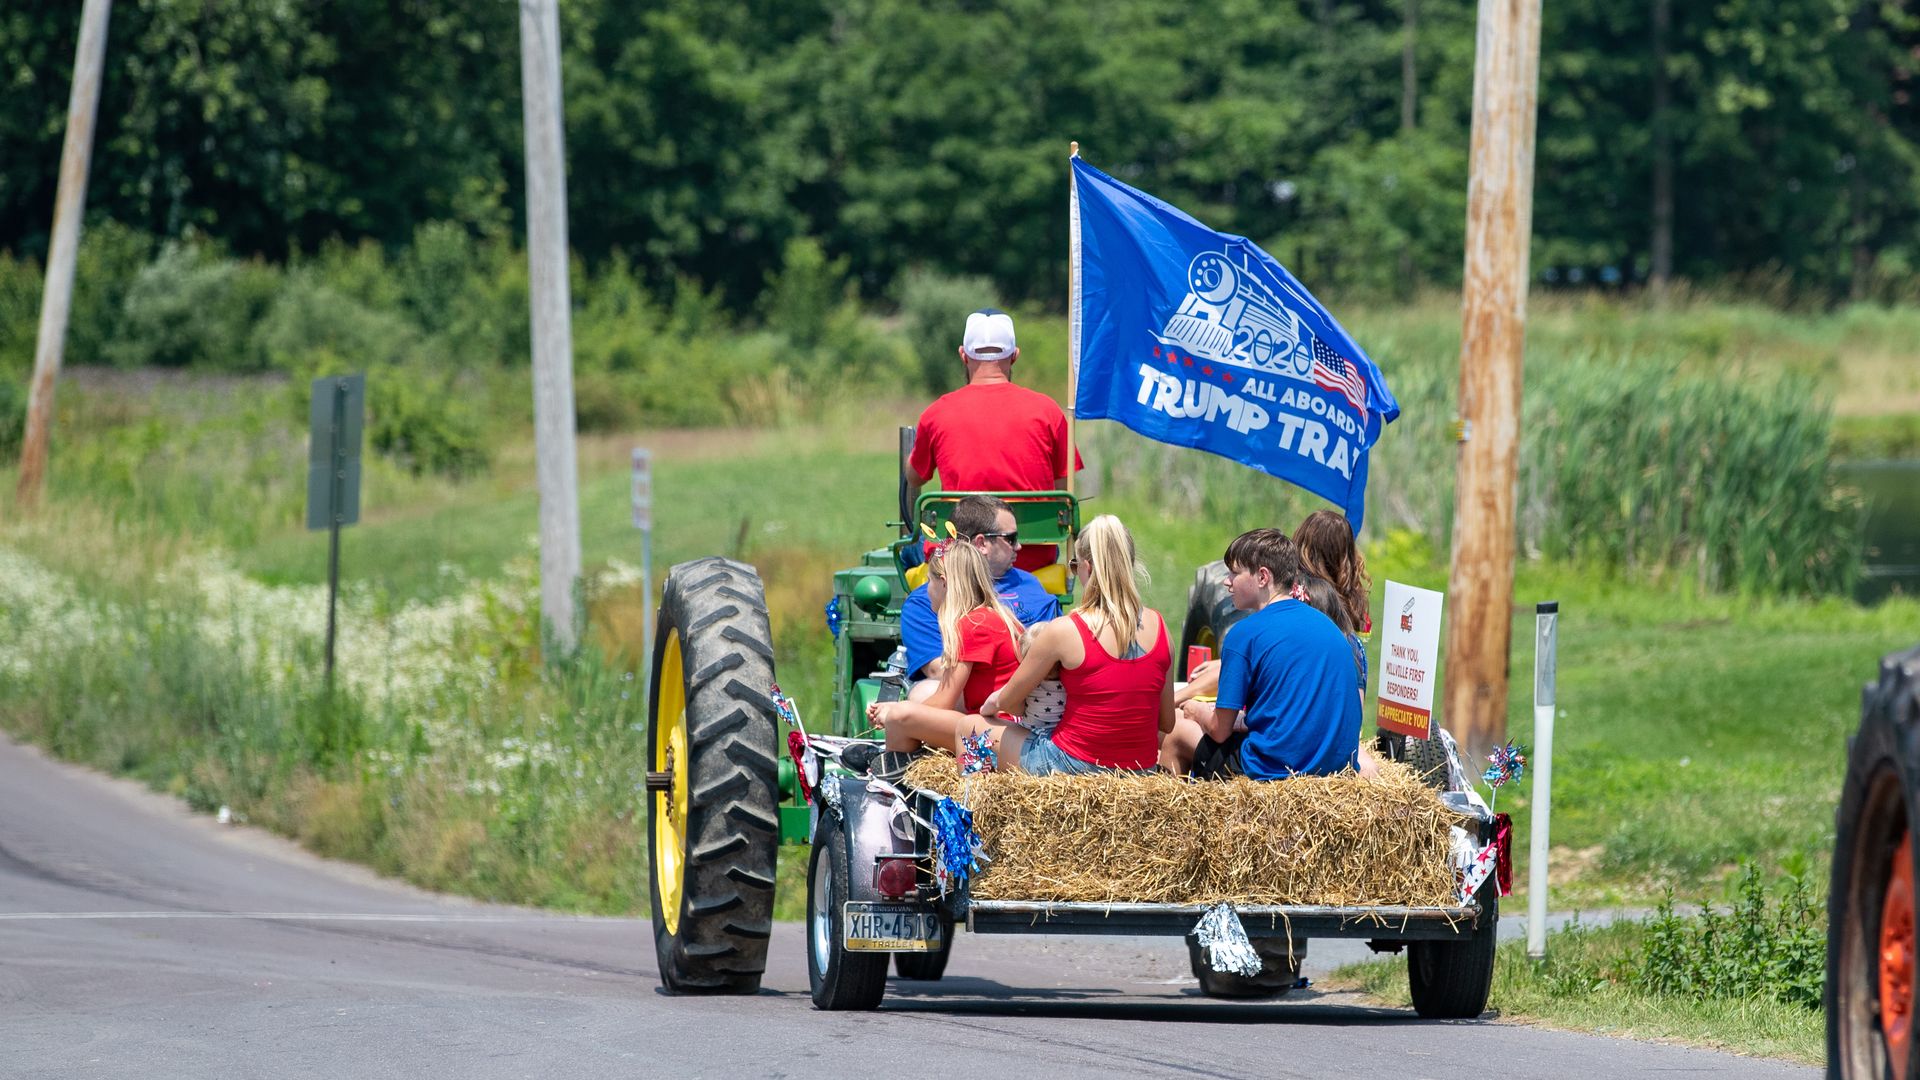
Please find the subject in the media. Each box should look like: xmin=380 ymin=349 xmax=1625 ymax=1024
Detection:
xmin=1376 ymin=580 xmax=1445 ymax=740
xmin=630 ymin=449 xmax=652 ymax=530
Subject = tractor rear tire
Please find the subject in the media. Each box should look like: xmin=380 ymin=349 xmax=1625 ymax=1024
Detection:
xmin=1828 ymin=645 xmax=1920 ymax=1080
xmin=808 ymin=820 xmax=888 ymax=1010
xmin=647 ymin=557 xmax=781 ymax=995
xmin=892 ymin=911 xmax=954 ymax=981
xmin=1408 ymin=875 xmax=1499 ymax=1019
xmin=1178 ymin=560 xmax=1249 ymax=680
xmin=1186 ymin=934 xmax=1305 ymax=999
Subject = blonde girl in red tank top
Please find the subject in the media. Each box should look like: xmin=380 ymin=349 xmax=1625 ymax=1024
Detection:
xmin=965 ymin=515 xmax=1174 ymax=775
xmin=868 ymin=540 xmax=1023 ymax=767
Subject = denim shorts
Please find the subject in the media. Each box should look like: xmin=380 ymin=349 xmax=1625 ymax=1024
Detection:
xmin=1016 ymin=728 xmax=1148 ymax=777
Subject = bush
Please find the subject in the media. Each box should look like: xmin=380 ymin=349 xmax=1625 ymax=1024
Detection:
xmin=896 ymin=266 xmax=998 ymax=394
xmin=109 ymin=242 xmax=282 ymax=370
xmin=0 ymin=250 xmax=40 ymax=375
xmin=251 ymin=271 xmax=422 ymax=372
xmin=369 ymin=371 xmax=491 ymax=478
xmin=0 ymin=374 xmax=25 ymax=460
xmin=1637 ymin=862 xmax=1823 ymax=1009
xmin=438 ymin=237 xmax=530 ymax=365
xmin=762 ymin=237 xmax=850 ymax=351
xmin=66 ymin=221 xmax=154 ymax=367
xmin=399 ymin=221 xmax=484 ymax=337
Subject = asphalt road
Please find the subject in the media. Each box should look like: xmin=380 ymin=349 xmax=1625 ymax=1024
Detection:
xmin=0 ymin=736 xmax=1815 ymax=1079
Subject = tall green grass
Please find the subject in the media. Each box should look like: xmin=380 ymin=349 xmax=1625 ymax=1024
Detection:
xmin=0 ymin=545 xmax=654 ymax=913
xmin=1088 ymin=345 xmax=1862 ymax=596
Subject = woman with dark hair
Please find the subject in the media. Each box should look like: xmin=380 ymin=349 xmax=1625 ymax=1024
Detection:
xmin=1294 ymin=510 xmax=1371 ymax=639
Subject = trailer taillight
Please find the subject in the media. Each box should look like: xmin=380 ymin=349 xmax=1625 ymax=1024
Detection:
xmin=875 ymin=858 xmax=916 ymax=899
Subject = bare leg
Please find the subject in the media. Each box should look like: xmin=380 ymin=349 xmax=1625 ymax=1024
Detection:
xmin=871 ymin=700 xmax=965 ymax=755
xmin=908 ymin=678 xmax=941 ymax=703
xmin=1159 ymin=704 xmax=1211 ymax=774
xmin=956 ymin=713 xmax=1027 ymax=772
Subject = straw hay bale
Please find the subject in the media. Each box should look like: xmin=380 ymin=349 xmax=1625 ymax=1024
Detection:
xmin=902 ymin=755 xmax=1463 ymax=907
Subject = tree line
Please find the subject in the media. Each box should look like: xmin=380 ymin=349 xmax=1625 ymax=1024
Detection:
xmin=3 ymin=0 xmax=1916 ymax=308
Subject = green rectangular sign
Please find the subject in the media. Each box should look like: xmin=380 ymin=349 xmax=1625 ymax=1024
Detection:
xmin=306 ymin=374 xmax=365 ymax=531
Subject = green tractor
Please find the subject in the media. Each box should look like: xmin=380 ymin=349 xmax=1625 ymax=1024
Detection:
xmin=644 ymin=429 xmax=1080 ymax=993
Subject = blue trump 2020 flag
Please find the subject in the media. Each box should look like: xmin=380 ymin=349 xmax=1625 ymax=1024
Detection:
xmin=1070 ymin=155 xmax=1399 ymax=530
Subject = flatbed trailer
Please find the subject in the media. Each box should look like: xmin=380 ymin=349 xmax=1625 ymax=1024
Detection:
xmin=803 ymin=770 xmax=1502 ymax=1016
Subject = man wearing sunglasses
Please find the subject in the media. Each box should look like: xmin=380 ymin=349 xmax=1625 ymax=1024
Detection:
xmin=899 ymin=495 xmax=1062 ymax=693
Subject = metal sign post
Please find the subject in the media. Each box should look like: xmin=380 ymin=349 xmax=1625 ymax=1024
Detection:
xmin=307 ymin=374 xmax=365 ymax=689
xmin=1528 ymin=600 xmax=1558 ymax=959
xmin=632 ymin=448 xmax=653 ymax=661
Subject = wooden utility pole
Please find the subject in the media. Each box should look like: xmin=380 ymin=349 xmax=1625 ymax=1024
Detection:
xmin=16 ymin=0 xmax=112 ymax=512
xmin=1650 ymin=0 xmax=1674 ymax=301
xmin=518 ymin=0 xmax=582 ymax=652
xmin=1443 ymin=0 xmax=1542 ymax=763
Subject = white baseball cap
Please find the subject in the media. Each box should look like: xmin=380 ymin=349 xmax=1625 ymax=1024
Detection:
xmin=961 ymin=309 xmax=1017 ymax=361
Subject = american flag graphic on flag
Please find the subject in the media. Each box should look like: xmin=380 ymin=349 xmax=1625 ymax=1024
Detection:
xmin=1311 ymin=337 xmax=1368 ymax=414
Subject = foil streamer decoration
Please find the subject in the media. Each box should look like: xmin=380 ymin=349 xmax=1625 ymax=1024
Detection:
xmin=958 ymin=730 xmax=998 ymax=776
xmin=771 ymin=684 xmax=803 ymax=730
xmin=930 ymin=796 xmax=984 ymax=895
xmin=1436 ymin=728 xmax=1471 ymax=792
xmin=819 ymin=775 xmax=843 ymax=820
xmin=1494 ymin=813 xmax=1514 ymax=896
xmin=785 ymin=730 xmax=816 ymax=803
xmin=1193 ymin=903 xmax=1263 ymax=977
xmin=823 ymin=596 xmax=844 ymax=640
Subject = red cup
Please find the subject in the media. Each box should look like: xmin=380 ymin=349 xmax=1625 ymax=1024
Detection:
xmin=1186 ymin=645 xmax=1212 ymax=674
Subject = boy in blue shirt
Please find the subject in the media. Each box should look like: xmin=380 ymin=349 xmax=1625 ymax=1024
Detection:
xmin=1192 ymin=528 xmax=1361 ymax=779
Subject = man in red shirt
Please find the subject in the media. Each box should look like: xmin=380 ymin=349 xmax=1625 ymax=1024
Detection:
xmin=908 ymin=309 xmax=1083 ymax=572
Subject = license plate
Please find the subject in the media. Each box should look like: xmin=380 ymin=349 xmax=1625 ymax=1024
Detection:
xmin=842 ymin=901 xmax=943 ymax=952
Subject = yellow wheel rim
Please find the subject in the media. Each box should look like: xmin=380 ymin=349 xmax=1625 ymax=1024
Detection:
xmin=654 ymin=629 xmax=690 ymax=935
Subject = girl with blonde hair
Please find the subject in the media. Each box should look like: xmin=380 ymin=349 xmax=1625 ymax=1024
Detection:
xmin=972 ymin=514 xmax=1174 ymax=775
xmin=868 ymin=539 xmax=1024 ymax=773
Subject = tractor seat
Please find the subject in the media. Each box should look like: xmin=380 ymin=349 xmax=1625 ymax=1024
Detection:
xmin=904 ymin=561 xmax=1069 ymax=597
xmin=1032 ymin=563 xmax=1069 ymax=596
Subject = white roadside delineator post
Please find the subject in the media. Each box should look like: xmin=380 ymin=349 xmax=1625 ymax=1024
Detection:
xmin=1528 ymin=600 xmax=1558 ymax=959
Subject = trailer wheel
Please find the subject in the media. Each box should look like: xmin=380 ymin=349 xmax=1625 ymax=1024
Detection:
xmin=1829 ymin=645 xmax=1920 ymax=1080
xmin=1177 ymin=560 xmax=1249 ymax=680
xmin=893 ymin=912 xmax=953 ymax=981
xmin=1186 ymin=935 xmax=1305 ymax=999
xmin=1408 ymin=875 xmax=1499 ymax=1019
xmin=808 ymin=819 xmax=888 ymax=1010
xmin=1406 ymin=727 xmax=1454 ymax=791
xmin=647 ymin=558 xmax=781 ymax=995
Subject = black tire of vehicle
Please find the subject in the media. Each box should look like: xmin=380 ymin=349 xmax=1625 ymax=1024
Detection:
xmin=807 ymin=820 xmax=889 ymax=1010
xmin=1177 ymin=560 xmax=1250 ymax=680
xmin=1827 ymin=644 xmax=1920 ymax=1080
xmin=1406 ymin=727 xmax=1453 ymax=791
xmin=1186 ymin=935 xmax=1305 ymax=999
xmin=647 ymin=557 xmax=781 ymax=996
xmin=892 ymin=911 xmax=954 ymax=980
xmin=1407 ymin=875 xmax=1499 ymax=1019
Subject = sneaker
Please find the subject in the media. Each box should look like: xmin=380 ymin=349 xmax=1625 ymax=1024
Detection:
xmin=871 ymin=748 xmax=929 ymax=785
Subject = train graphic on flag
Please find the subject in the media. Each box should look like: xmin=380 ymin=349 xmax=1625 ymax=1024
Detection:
xmin=1155 ymin=249 xmax=1319 ymax=382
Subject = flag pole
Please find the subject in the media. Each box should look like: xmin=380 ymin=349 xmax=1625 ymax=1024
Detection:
xmin=1066 ymin=140 xmax=1081 ymax=500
